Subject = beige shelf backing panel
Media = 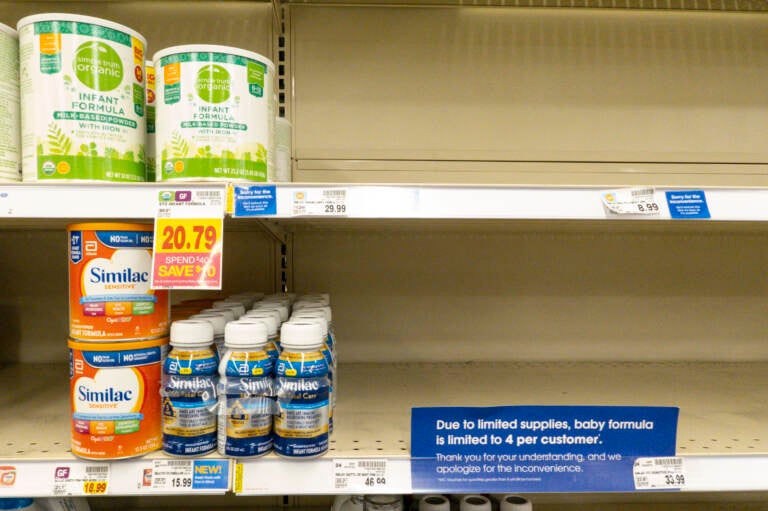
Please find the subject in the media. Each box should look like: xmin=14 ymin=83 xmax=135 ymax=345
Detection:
xmin=0 ymin=1 xmax=272 ymax=60
xmin=294 ymin=161 xmax=768 ymax=187
xmin=2 ymin=361 xmax=765 ymax=458
xmin=0 ymin=229 xmax=276 ymax=364
xmin=291 ymin=6 xmax=768 ymax=184
xmin=293 ymin=228 xmax=768 ymax=363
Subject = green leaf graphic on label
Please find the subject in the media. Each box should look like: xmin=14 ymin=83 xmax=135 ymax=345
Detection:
xmin=171 ymin=131 xmax=190 ymax=158
xmin=195 ymin=64 xmax=231 ymax=103
xmin=74 ymin=41 xmax=123 ymax=92
xmin=47 ymin=123 xmax=72 ymax=155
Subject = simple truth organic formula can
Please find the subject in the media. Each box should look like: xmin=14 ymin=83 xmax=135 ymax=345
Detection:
xmin=69 ymin=337 xmax=167 ymax=459
xmin=0 ymin=24 xmax=20 ymax=182
xmin=154 ymin=44 xmax=275 ymax=182
xmin=145 ymin=60 xmax=156 ymax=181
xmin=18 ymin=14 xmax=147 ymax=182
xmin=68 ymin=223 xmax=169 ymax=341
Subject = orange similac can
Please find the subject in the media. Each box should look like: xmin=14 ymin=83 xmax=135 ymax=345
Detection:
xmin=69 ymin=337 xmax=168 ymax=459
xmin=68 ymin=223 xmax=169 ymax=341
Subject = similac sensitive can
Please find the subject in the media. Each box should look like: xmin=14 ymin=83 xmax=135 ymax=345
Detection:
xmin=68 ymin=223 xmax=169 ymax=341
xmin=145 ymin=60 xmax=156 ymax=181
xmin=0 ymin=24 xmax=20 ymax=182
xmin=17 ymin=14 xmax=146 ymax=182
xmin=154 ymin=44 xmax=275 ymax=182
xmin=69 ymin=337 xmax=167 ymax=459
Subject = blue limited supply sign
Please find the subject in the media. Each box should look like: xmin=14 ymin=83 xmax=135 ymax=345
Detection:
xmin=411 ymin=406 xmax=679 ymax=493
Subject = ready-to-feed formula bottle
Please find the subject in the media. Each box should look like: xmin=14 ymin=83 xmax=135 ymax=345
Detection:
xmin=162 ymin=320 xmax=219 ymax=456
xmin=274 ymin=321 xmax=330 ymax=458
xmin=67 ymin=223 xmax=169 ymax=341
xmin=217 ymin=321 xmax=275 ymax=457
xmin=238 ymin=314 xmax=280 ymax=362
xmin=190 ymin=311 xmax=227 ymax=357
xmin=145 ymin=60 xmax=156 ymax=181
xmin=18 ymin=14 xmax=146 ymax=182
xmin=154 ymin=44 xmax=275 ymax=182
xmin=69 ymin=337 xmax=167 ymax=459
xmin=0 ymin=24 xmax=19 ymax=182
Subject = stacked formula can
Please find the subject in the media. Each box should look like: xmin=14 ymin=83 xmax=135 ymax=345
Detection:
xmin=3 ymin=12 xmax=289 ymax=183
xmin=164 ymin=291 xmax=336 ymax=458
xmin=66 ymin=223 xmax=170 ymax=459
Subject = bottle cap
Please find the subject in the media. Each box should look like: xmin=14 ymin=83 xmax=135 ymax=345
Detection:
xmin=240 ymin=312 xmax=279 ymax=336
xmin=280 ymin=321 xmax=324 ymax=349
xmin=200 ymin=308 xmax=235 ymax=323
xmin=171 ymin=319 xmax=214 ymax=347
xmin=225 ymin=320 xmax=267 ymax=347
xmin=212 ymin=300 xmax=245 ymax=319
xmin=190 ymin=313 xmax=227 ymax=336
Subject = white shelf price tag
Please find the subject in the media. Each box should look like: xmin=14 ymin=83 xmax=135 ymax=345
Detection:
xmin=633 ymin=457 xmax=687 ymax=490
xmin=601 ymin=187 xmax=666 ymax=218
xmin=291 ymin=188 xmax=348 ymax=217
xmin=52 ymin=464 xmax=109 ymax=496
xmin=333 ymin=459 xmax=389 ymax=491
xmin=149 ymin=460 xmax=194 ymax=491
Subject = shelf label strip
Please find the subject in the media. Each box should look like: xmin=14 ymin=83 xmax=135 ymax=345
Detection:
xmin=411 ymin=405 xmax=680 ymax=493
xmin=633 ymin=457 xmax=687 ymax=490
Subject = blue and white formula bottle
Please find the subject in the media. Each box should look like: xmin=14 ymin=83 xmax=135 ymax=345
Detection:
xmin=274 ymin=321 xmax=330 ymax=458
xmin=288 ymin=315 xmax=335 ymax=435
xmin=239 ymin=313 xmax=280 ymax=361
xmin=162 ymin=319 xmax=219 ymax=456
xmin=217 ymin=320 xmax=275 ymax=457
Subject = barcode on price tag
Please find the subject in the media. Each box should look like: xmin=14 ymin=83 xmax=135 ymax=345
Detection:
xmin=633 ymin=457 xmax=687 ymax=490
xmin=601 ymin=187 xmax=666 ymax=218
xmin=333 ymin=459 xmax=389 ymax=491
xmin=291 ymin=188 xmax=348 ymax=217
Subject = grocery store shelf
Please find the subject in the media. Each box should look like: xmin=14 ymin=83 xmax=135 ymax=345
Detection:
xmin=2 ymin=362 xmax=768 ymax=495
xmin=2 ymin=183 xmax=768 ymax=224
xmin=241 ymin=184 xmax=768 ymax=221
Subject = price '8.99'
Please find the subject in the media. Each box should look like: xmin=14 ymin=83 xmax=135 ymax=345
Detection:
xmin=157 ymin=219 xmax=219 ymax=253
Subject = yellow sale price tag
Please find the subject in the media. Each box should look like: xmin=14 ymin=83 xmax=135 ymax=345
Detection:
xmin=83 ymin=480 xmax=108 ymax=495
xmin=155 ymin=218 xmax=221 ymax=254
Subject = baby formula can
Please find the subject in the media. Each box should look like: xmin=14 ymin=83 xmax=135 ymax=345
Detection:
xmin=217 ymin=321 xmax=274 ymax=457
xmin=18 ymin=14 xmax=146 ymax=182
xmin=274 ymin=321 xmax=330 ymax=458
xmin=0 ymin=24 xmax=19 ymax=182
xmin=69 ymin=337 xmax=167 ymax=459
xmin=68 ymin=223 xmax=169 ymax=341
xmin=154 ymin=44 xmax=275 ymax=182
xmin=162 ymin=320 xmax=219 ymax=456
xmin=145 ymin=60 xmax=156 ymax=181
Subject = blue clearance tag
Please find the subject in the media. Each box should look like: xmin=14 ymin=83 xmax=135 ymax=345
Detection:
xmin=665 ymin=190 xmax=710 ymax=219
xmin=192 ymin=460 xmax=229 ymax=489
xmin=232 ymin=185 xmax=277 ymax=216
xmin=411 ymin=405 xmax=679 ymax=493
